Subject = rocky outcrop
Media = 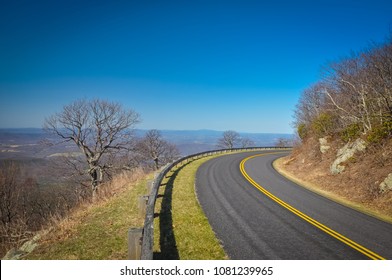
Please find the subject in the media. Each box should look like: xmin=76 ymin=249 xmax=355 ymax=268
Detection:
xmin=379 ymin=173 xmax=392 ymax=193
xmin=2 ymin=230 xmax=48 ymax=260
xmin=319 ymin=137 xmax=331 ymax=154
xmin=330 ymin=139 xmax=366 ymax=174
xmin=2 ymin=248 xmax=26 ymax=260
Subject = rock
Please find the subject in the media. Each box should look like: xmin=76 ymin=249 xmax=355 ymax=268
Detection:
xmin=379 ymin=173 xmax=392 ymax=193
xmin=19 ymin=239 xmax=38 ymax=253
xmin=2 ymin=229 xmax=48 ymax=260
xmin=283 ymin=157 xmax=295 ymax=165
xmin=331 ymin=162 xmax=345 ymax=174
xmin=330 ymin=138 xmax=366 ymax=174
xmin=319 ymin=137 xmax=331 ymax=154
xmin=2 ymin=248 xmax=25 ymax=260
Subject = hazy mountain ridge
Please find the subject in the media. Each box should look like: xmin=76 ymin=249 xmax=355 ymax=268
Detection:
xmin=0 ymin=128 xmax=293 ymax=159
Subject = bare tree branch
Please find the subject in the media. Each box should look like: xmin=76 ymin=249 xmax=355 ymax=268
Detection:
xmin=217 ymin=130 xmax=241 ymax=149
xmin=135 ymin=129 xmax=180 ymax=170
xmin=43 ymin=99 xmax=140 ymax=197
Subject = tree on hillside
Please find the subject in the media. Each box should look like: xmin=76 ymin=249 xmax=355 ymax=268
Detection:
xmin=240 ymin=137 xmax=255 ymax=148
xmin=0 ymin=162 xmax=23 ymax=227
xmin=294 ymin=34 xmax=392 ymax=143
xmin=217 ymin=130 xmax=241 ymax=149
xmin=275 ymin=137 xmax=291 ymax=148
xmin=135 ymin=129 xmax=180 ymax=170
xmin=44 ymin=99 xmax=140 ymax=197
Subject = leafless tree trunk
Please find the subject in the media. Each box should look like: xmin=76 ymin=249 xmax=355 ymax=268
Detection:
xmin=217 ymin=130 xmax=241 ymax=149
xmin=275 ymin=138 xmax=291 ymax=148
xmin=44 ymin=99 xmax=140 ymax=197
xmin=240 ymin=137 xmax=255 ymax=148
xmin=0 ymin=162 xmax=21 ymax=227
xmin=135 ymin=129 xmax=180 ymax=170
xmin=294 ymin=33 xmax=392 ymax=142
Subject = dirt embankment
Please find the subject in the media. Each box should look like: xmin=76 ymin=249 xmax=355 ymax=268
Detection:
xmin=274 ymin=137 xmax=392 ymax=222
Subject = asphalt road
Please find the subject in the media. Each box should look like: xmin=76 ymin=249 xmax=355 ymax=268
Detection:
xmin=195 ymin=150 xmax=392 ymax=259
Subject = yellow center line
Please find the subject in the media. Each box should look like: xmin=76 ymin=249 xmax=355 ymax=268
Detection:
xmin=239 ymin=153 xmax=386 ymax=260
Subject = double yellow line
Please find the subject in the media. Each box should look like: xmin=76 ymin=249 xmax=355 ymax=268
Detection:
xmin=239 ymin=153 xmax=385 ymax=260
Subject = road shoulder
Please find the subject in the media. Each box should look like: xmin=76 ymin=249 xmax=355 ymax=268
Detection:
xmin=273 ymin=157 xmax=392 ymax=224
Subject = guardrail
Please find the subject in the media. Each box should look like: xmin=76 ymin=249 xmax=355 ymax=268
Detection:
xmin=137 ymin=146 xmax=291 ymax=260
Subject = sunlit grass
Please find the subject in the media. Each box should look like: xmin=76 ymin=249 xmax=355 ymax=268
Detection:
xmin=154 ymin=156 xmax=227 ymax=260
xmin=25 ymin=173 xmax=151 ymax=260
xmin=24 ymin=154 xmax=229 ymax=260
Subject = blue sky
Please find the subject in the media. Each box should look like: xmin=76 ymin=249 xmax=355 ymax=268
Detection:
xmin=0 ymin=0 xmax=391 ymax=133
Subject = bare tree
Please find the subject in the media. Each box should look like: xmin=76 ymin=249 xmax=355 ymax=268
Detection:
xmin=0 ymin=162 xmax=38 ymax=254
xmin=136 ymin=129 xmax=180 ymax=170
xmin=0 ymin=162 xmax=22 ymax=227
xmin=0 ymin=160 xmax=85 ymax=256
xmin=44 ymin=99 xmax=140 ymax=197
xmin=275 ymin=138 xmax=291 ymax=148
xmin=217 ymin=130 xmax=241 ymax=149
xmin=240 ymin=137 xmax=255 ymax=148
xmin=294 ymin=34 xmax=392 ymax=142
xmin=293 ymin=82 xmax=327 ymax=128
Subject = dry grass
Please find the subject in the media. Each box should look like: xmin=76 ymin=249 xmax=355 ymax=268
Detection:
xmin=24 ymin=168 xmax=151 ymax=260
xmin=21 ymin=153 xmax=230 ymax=260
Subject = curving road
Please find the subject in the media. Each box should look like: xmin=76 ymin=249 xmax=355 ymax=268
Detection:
xmin=195 ymin=150 xmax=392 ymax=259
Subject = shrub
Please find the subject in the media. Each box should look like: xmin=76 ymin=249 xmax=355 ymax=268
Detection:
xmin=311 ymin=113 xmax=335 ymax=137
xmin=366 ymin=120 xmax=392 ymax=144
xmin=297 ymin=123 xmax=307 ymax=140
xmin=341 ymin=123 xmax=361 ymax=142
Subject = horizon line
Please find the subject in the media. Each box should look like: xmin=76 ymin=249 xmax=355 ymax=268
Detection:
xmin=0 ymin=127 xmax=294 ymax=135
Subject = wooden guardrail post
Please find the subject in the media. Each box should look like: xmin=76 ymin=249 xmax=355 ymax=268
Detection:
xmin=138 ymin=195 xmax=149 ymax=218
xmin=146 ymin=180 xmax=153 ymax=194
xmin=128 ymin=228 xmax=143 ymax=259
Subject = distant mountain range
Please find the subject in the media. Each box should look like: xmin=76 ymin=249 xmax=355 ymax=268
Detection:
xmin=0 ymin=128 xmax=294 ymax=159
xmin=145 ymin=129 xmax=294 ymax=155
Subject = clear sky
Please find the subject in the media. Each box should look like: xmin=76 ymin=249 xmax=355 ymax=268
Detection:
xmin=0 ymin=0 xmax=391 ymax=133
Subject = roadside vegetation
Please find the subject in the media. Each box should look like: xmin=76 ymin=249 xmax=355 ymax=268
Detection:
xmin=18 ymin=154 xmax=228 ymax=260
xmin=281 ymin=33 xmax=392 ymax=218
xmin=217 ymin=130 xmax=255 ymax=149
xmin=24 ymin=169 xmax=149 ymax=259
xmin=294 ymin=34 xmax=392 ymax=145
xmin=19 ymin=154 xmax=228 ymax=260
xmin=0 ymin=98 xmax=180 ymax=258
xmin=1 ymin=99 xmax=268 ymax=259
xmin=153 ymin=155 xmax=227 ymax=260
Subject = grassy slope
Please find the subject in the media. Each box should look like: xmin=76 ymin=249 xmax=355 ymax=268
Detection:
xmin=153 ymin=156 xmax=227 ymax=259
xmin=25 ymin=175 xmax=151 ymax=260
xmin=24 ymin=155 xmax=227 ymax=260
